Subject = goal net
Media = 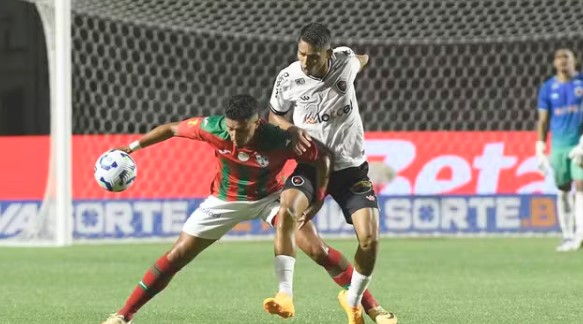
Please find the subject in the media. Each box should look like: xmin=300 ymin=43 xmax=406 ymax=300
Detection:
xmin=3 ymin=0 xmax=583 ymax=245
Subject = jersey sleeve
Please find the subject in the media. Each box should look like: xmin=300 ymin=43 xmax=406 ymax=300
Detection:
xmin=175 ymin=117 xmax=207 ymax=141
xmin=269 ymin=70 xmax=293 ymax=115
xmin=334 ymin=46 xmax=362 ymax=86
xmin=537 ymin=82 xmax=550 ymax=111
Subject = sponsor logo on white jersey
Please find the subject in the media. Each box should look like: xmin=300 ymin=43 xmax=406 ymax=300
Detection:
xmin=303 ymin=100 xmax=354 ymax=124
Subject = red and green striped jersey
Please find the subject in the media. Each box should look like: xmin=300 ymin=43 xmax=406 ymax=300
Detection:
xmin=176 ymin=115 xmax=319 ymax=201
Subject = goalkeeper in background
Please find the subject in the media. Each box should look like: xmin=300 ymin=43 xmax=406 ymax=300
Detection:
xmin=536 ymin=48 xmax=583 ymax=252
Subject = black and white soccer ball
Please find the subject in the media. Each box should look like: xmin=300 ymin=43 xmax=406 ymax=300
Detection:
xmin=94 ymin=150 xmax=137 ymax=192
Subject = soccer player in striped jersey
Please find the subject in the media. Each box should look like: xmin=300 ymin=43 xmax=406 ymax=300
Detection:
xmin=101 ymin=94 xmax=332 ymax=324
xmin=263 ymin=23 xmax=397 ymax=324
xmin=536 ymin=49 xmax=583 ymax=252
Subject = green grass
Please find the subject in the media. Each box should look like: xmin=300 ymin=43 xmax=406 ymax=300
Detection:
xmin=1 ymin=238 xmax=583 ymax=323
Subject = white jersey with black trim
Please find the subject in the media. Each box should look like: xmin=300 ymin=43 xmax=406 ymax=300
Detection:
xmin=269 ymin=47 xmax=366 ymax=171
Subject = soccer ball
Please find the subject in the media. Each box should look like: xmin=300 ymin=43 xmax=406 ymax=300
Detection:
xmin=94 ymin=150 xmax=137 ymax=192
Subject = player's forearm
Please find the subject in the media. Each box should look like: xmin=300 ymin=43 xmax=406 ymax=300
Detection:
xmin=313 ymin=155 xmax=331 ymax=201
xmin=536 ymin=119 xmax=548 ymax=142
xmin=131 ymin=123 xmax=178 ymax=151
xmin=269 ymin=112 xmax=294 ymax=130
xmin=356 ymin=54 xmax=369 ymax=72
xmin=311 ymin=141 xmax=333 ymax=201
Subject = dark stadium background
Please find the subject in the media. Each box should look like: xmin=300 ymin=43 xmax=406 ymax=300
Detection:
xmin=3 ymin=0 xmax=583 ymax=136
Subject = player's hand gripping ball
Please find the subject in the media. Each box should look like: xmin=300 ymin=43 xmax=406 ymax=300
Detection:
xmin=94 ymin=150 xmax=138 ymax=192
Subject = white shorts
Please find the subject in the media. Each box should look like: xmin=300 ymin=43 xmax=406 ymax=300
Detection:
xmin=182 ymin=192 xmax=280 ymax=239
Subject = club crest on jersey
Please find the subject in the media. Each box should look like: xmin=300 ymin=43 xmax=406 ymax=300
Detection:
xmin=255 ymin=153 xmax=269 ymax=167
xmin=336 ymin=79 xmax=347 ymax=93
xmin=291 ymin=176 xmax=304 ymax=186
xmin=575 ymin=87 xmax=583 ymax=97
xmin=187 ymin=119 xmax=199 ymax=127
xmin=237 ymin=152 xmax=250 ymax=161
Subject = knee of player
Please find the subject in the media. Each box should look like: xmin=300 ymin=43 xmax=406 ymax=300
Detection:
xmin=277 ymin=204 xmax=301 ymax=221
xmin=277 ymin=212 xmax=298 ymax=231
xmin=358 ymin=235 xmax=379 ymax=252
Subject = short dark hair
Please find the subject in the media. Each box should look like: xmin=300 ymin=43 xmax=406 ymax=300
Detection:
xmin=225 ymin=94 xmax=258 ymax=120
xmin=555 ymin=48 xmax=576 ymax=58
xmin=298 ymin=23 xmax=331 ymax=49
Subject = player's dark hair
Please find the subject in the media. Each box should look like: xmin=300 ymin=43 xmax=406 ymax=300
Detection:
xmin=298 ymin=23 xmax=331 ymax=49
xmin=225 ymin=94 xmax=258 ymax=120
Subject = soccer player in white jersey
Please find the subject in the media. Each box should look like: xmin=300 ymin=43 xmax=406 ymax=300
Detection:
xmin=262 ymin=23 xmax=397 ymax=324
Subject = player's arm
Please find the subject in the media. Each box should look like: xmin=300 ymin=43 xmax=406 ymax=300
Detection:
xmin=536 ymin=83 xmax=551 ymax=145
xmin=536 ymin=110 xmax=549 ymax=143
xmin=535 ymin=84 xmax=551 ymax=174
xmin=268 ymin=111 xmax=312 ymax=153
xmin=356 ymin=54 xmax=369 ymax=72
xmin=301 ymin=139 xmax=333 ymax=197
xmin=269 ymin=70 xmax=312 ymax=154
xmin=295 ymin=139 xmax=333 ymax=228
xmin=336 ymin=46 xmax=367 ymax=73
xmin=115 ymin=122 xmax=180 ymax=154
xmin=268 ymin=110 xmax=294 ymax=130
xmin=568 ymin=133 xmax=583 ymax=168
xmin=117 ymin=117 xmax=207 ymax=154
xmin=337 ymin=46 xmax=368 ymax=86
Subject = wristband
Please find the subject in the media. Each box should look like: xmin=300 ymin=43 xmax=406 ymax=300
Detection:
xmin=129 ymin=140 xmax=142 ymax=152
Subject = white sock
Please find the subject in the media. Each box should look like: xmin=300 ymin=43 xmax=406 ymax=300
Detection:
xmin=275 ymin=255 xmax=295 ymax=296
xmin=557 ymin=191 xmax=574 ymax=240
xmin=575 ymin=191 xmax=583 ymax=238
xmin=346 ymin=269 xmax=371 ymax=308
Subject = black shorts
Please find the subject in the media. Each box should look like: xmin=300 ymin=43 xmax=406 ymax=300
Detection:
xmin=284 ymin=162 xmax=379 ymax=224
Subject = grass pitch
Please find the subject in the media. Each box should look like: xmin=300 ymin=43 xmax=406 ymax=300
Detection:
xmin=1 ymin=238 xmax=582 ymax=323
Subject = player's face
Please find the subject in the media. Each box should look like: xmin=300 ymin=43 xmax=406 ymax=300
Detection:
xmin=297 ymin=40 xmax=332 ymax=78
xmin=225 ymin=115 xmax=260 ymax=147
xmin=554 ymin=49 xmax=576 ymax=74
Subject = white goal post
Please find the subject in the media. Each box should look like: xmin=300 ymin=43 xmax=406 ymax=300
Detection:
xmin=1 ymin=0 xmax=73 ymax=246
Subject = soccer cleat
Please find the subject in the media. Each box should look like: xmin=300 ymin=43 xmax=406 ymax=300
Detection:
xmin=101 ymin=313 xmax=132 ymax=324
xmin=263 ymin=292 xmax=295 ymax=319
xmin=571 ymin=236 xmax=583 ymax=251
xmin=338 ymin=290 xmax=364 ymax=324
xmin=556 ymin=239 xmax=574 ymax=252
xmin=366 ymin=306 xmax=398 ymax=324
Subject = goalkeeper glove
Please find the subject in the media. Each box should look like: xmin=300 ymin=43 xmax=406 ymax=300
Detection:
xmin=535 ymin=140 xmax=551 ymax=176
xmin=568 ymin=136 xmax=583 ymax=168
